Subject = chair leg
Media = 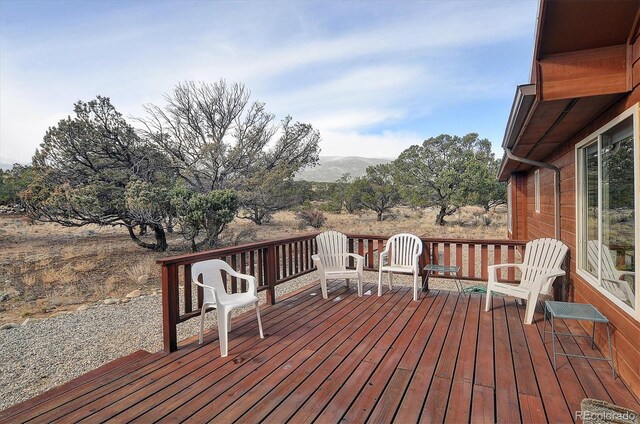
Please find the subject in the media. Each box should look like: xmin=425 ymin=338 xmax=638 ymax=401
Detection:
xmin=524 ymin=295 xmax=536 ymax=325
xmin=413 ymin=273 xmax=419 ymax=301
xmin=256 ymin=302 xmax=264 ymax=339
xmin=388 ymin=272 xmax=393 ymax=290
xmin=345 ymin=278 xmax=350 ymax=288
xmin=227 ymin=310 xmax=232 ymax=332
xmin=484 ymin=288 xmax=492 ymax=312
xmin=378 ymin=268 xmax=384 ymax=296
xmin=217 ymin=308 xmax=229 ymax=357
xmin=357 ymin=274 xmax=363 ymax=297
xmin=320 ymin=275 xmax=328 ymax=299
xmin=199 ymin=306 xmax=207 ymax=345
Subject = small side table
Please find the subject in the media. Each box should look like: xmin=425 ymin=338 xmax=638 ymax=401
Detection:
xmin=422 ymin=264 xmax=462 ymax=293
xmin=543 ymin=301 xmax=615 ymax=378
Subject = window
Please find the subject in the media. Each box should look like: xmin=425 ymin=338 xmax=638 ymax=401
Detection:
xmin=576 ymin=105 xmax=638 ymax=318
xmin=534 ymin=169 xmax=540 ymax=213
xmin=507 ymin=181 xmax=513 ymax=233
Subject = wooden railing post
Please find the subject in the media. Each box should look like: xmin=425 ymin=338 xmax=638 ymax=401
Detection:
xmin=161 ymin=263 xmax=179 ymax=352
xmin=266 ymin=244 xmax=277 ymax=305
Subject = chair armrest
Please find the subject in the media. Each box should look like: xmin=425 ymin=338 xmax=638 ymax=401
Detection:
xmin=312 ymin=254 xmax=325 ymax=272
xmin=224 ymin=268 xmax=259 ymax=295
xmin=191 ymin=279 xmax=219 ymax=304
xmin=535 ymin=270 xmax=566 ymax=295
xmin=413 ymin=253 xmax=421 ymax=272
xmin=379 ymin=250 xmax=388 ymax=267
xmin=487 ymin=263 xmax=523 ymax=284
xmin=346 ymin=253 xmax=364 ymax=272
xmin=488 ymin=263 xmax=523 ymax=271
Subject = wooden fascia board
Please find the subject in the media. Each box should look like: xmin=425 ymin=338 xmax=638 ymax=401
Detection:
xmin=538 ymin=45 xmax=628 ymax=100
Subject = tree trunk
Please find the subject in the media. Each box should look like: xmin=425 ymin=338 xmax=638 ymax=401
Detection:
xmin=377 ymin=211 xmax=383 ymax=221
xmin=435 ymin=205 xmax=447 ymax=226
xmin=127 ymin=224 xmax=167 ymax=251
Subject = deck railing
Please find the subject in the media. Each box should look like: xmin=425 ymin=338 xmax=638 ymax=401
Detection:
xmin=158 ymin=234 xmax=527 ymax=352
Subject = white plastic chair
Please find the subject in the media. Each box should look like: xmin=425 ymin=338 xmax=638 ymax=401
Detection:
xmin=312 ymin=231 xmax=364 ymax=299
xmin=378 ymin=233 xmax=423 ymax=301
xmin=485 ymin=238 xmax=568 ymax=324
xmin=191 ymin=259 xmax=264 ymax=357
xmin=587 ymin=240 xmax=634 ymax=303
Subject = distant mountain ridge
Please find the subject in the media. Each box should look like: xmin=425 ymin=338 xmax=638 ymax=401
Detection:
xmin=296 ymin=156 xmax=393 ymax=182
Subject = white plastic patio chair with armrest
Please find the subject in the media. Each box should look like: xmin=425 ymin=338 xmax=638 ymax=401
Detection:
xmin=312 ymin=230 xmax=364 ymax=299
xmin=191 ymin=259 xmax=264 ymax=357
xmin=484 ymin=238 xmax=568 ymax=325
xmin=378 ymin=233 xmax=423 ymax=301
xmin=587 ymin=240 xmax=635 ymax=303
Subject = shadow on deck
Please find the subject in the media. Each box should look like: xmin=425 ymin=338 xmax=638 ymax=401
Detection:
xmin=1 ymin=281 xmax=639 ymax=423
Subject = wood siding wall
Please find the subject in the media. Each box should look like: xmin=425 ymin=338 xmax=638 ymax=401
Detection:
xmin=508 ymin=172 xmax=528 ymax=241
xmin=518 ymin=89 xmax=640 ymax=397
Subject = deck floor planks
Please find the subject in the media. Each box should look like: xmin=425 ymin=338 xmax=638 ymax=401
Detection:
xmin=514 ymin=301 xmax=574 ymax=423
xmin=471 ymin=294 xmax=496 ymax=424
xmin=260 ymin=289 xmax=414 ymax=423
xmin=443 ymin=294 xmax=481 ymax=424
xmin=419 ymin=293 xmax=471 ymax=423
xmin=3 ymin=284 xmax=640 ymax=424
xmin=44 ymin=283 xmax=348 ymax=423
xmin=201 ymin=285 xmax=403 ymax=423
xmin=131 ymin=284 xmax=367 ymax=423
xmin=492 ymin=296 xmax=522 ymax=423
xmin=96 ymin=284 xmax=370 ymax=422
xmin=0 ymin=349 xmax=155 ymax=421
xmin=551 ymin=316 xmax=614 ymax=404
xmin=336 ymin=288 xmax=439 ymax=423
xmin=562 ymin=317 xmax=640 ymax=411
xmin=393 ymin=293 xmax=460 ymax=423
xmin=12 ymin=284 xmax=328 ymax=423
xmin=286 ymin=288 xmax=417 ymax=423
xmin=367 ymin=291 xmax=450 ymax=424
xmin=503 ymin=299 xmax=546 ymax=422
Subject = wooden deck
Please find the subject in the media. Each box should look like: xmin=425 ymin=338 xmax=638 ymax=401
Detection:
xmin=2 ymin=282 xmax=639 ymax=423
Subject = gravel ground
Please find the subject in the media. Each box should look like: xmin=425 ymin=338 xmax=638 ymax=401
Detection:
xmin=0 ymin=271 xmax=472 ymax=411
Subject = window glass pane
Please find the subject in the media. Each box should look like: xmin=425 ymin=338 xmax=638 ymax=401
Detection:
xmin=601 ymin=116 xmax=635 ymax=307
xmin=584 ymin=143 xmax=599 ymax=278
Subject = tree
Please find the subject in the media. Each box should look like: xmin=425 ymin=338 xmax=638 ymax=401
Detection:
xmin=394 ymin=133 xmax=503 ymax=225
xmin=0 ymin=164 xmax=34 ymax=206
xmin=171 ymin=188 xmax=238 ymax=252
xmin=140 ymin=80 xmax=321 ymax=194
xmin=351 ymin=164 xmax=400 ymax=221
xmin=237 ymin=168 xmax=307 ymax=225
xmin=331 ymin=173 xmax=362 ymax=214
xmin=466 ymin=157 xmax=506 ymax=211
xmin=21 ymin=97 xmax=175 ymax=251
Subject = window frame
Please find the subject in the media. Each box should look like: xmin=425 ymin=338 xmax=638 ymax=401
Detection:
xmin=575 ymin=104 xmax=639 ymax=319
xmin=534 ymin=169 xmax=540 ymax=213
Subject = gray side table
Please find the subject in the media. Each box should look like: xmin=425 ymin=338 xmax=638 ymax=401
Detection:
xmin=422 ymin=264 xmax=462 ymax=293
xmin=543 ymin=301 xmax=615 ymax=378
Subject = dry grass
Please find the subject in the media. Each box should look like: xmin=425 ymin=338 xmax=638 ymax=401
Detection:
xmin=0 ymin=205 xmax=505 ymax=323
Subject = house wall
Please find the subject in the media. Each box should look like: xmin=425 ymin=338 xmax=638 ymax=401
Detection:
xmin=507 ymin=172 xmax=528 ymax=240
xmin=519 ymin=88 xmax=640 ymax=397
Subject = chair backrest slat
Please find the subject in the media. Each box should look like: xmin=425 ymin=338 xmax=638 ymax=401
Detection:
xmin=520 ymin=238 xmax=568 ymax=293
xmin=316 ymin=231 xmax=349 ymax=271
xmin=191 ymin=259 xmax=236 ymax=305
xmin=387 ymin=233 xmax=422 ymax=267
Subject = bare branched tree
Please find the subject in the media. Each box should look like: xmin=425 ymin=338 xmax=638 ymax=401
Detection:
xmin=139 ymin=80 xmax=320 ymax=194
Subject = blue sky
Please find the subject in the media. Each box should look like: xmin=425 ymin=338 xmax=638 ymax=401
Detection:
xmin=0 ymin=0 xmax=538 ymax=165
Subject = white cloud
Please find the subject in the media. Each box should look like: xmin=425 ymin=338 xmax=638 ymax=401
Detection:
xmin=0 ymin=0 xmax=538 ymax=163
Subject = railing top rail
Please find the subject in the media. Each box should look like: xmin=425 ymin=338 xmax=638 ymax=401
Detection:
xmin=345 ymin=234 xmax=528 ymax=246
xmin=157 ymin=232 xmax=527 ymax=266
xmin=157 ymin=232 xmax=320 ymax=266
